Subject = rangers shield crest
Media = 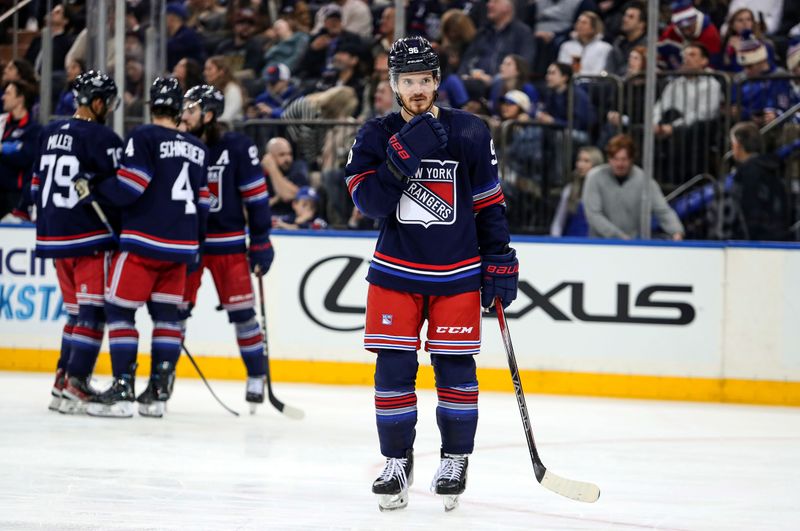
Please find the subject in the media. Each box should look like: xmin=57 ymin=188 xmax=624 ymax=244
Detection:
xmin=397 ymin=159 xmax=458 ymax=227
xmin=207 ymin=164 xmax=224 ymax=212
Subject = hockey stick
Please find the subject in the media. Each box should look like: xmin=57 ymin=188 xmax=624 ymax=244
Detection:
xmin=181 ymin=343 xmax=240 ymax=417
xmin=255 ymin=270 xmax=304 ymax=419
xmin=495 ymin=298 xmax=600 ymax=503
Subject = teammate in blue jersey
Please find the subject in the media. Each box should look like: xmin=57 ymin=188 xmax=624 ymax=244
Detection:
xmin=82 ymin=77 xmax=210 ymax=418
xmin=34 ymin=70 xmax=123 ymax=414
xmin=179 ymin=84 xmax=275 ymax=411
xmin=344 ymin=37 xmax=520 ymax=512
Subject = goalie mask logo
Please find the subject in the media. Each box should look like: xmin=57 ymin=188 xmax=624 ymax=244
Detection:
xmin=397 ymin=159 xmax=458 ymax=227
xmin=207 ymin=165 xmax=224 ymax=212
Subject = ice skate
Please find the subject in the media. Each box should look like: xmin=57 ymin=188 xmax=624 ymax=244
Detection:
xmin=87 ymin=367 xmax=136 ymax=418
xmin=372 ymin=449 xmax=414 ymax=511
xmin=246 ymin=376 xmax=265 ymax=414
xmin=58 ymin=375 xmax=99 ymax=415
xmin=48 ymin=368 xmax=66 ymax=411
xmin=136 ymin=362 xmax=175 ymax=418
xmin=431 ymin=451 xmax=469 ymax=511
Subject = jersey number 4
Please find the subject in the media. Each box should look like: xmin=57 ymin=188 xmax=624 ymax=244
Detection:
xmin=39 ymin=154 xmax=79 ymax=209
xmin=172 ymin=161 xmax=196 ymax=214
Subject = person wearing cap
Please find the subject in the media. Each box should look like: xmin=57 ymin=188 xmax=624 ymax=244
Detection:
xmin=262 ymin=18 xmax=309 ymax=73
xmin=498 ymin=89 xmax=546 ymax=188
xmin=732 ymin=32 xmax=792 ymax=126
xmin=720 ymin=8 xmax=775 ymax=73
xmin=312 ymin=0 xmax=373 ymax=41
xmin=273 ymin=185 xmax=328 ymax=229
xmin=214 ymin=7 xmax=265 ymax=76
xmin=297 ymin=3 xmax=362 ymax=82
xmin=166 ymin=1 xmax=206 ymax=71
xmin=658 ymin=0 xmax=721 ymax=71
xmin=250 ymin=64 xmax=299 ymax=119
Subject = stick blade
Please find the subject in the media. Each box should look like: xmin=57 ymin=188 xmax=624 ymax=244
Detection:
xmin=280 ymin=403 xmax=305 ymax=420
xmin=540 ymin=470 xmax=601 ymax=503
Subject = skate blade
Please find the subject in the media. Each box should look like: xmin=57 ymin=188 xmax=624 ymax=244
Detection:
xmin=138 ymin=401 xmax=165 ymax=418
xmin=249 ymin=403 xmax=258 ymax=415
xmin=442 ymin=495 xmax=460 ymax=511
xmin=48 ymin=395 xmax=62 ymax=411
xmin=58 ymin=398 xmax=89 ymax=415
xmin=87 ymin=401 xmax=134 ymax=418
xmin=377 ymin=491 xmax=408 ymax=511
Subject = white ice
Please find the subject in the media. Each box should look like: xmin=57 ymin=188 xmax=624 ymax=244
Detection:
xmin=1 ymin=371 xmax=798 ymax=530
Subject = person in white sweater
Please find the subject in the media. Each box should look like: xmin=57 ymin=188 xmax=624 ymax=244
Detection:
xmin=557 ymin=11 xmax=613 ymax=75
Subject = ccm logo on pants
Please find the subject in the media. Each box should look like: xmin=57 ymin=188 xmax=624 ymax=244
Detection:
xmin=436 ymin=326 xmax=474 ymax=334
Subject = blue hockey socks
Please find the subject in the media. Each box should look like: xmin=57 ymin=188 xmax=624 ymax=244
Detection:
xmin=375 ymin=349 xmax=419 ymax=458
xmin=235 ymin=318 xmax=266 ymax=376
xmin=67 ymin=320 xmax=104 ymax=378
xmin=432 ymin=354 xmax=479 ymax=455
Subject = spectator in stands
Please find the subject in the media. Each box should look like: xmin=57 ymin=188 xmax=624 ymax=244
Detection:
xmin=788 ymin=42 xmax=800 ymax=103
xmin=317 ymin=40 xmax=366 ymax=109
xmin=54 ymin=58 xmax=85 ymax=116
xmin=215 ymin=8 xmax=265 ymax=77
xmin=532 ymin=0 xmax=584 ymax=76
xmin=733 ymin=33 xmax=792 ymax=126
xmin=204 ymin=55 xmax=245 ymax=123
xmin=25 ymin=2 xmax=74 ymax=75
xmin=372 ymin=6 xmax=395 ymax=57
xmin=725 ymin=121 xmax=789 ymax=240
xmin=2 ymin=59 xmax=37 ymax=85
xmin=654 ymin=44 xmax=722 ymax=138
xmin=273 ymin=186 xmax=328 ymax=230
xmin=0 ymin=80 xmax=41 ymax=219
xmin=723 ymin=0 xmax=784 ymax=36
xmin=173 ymin=57 xmax=204 ymax=93
xmin=550 ymin=146 xmax=604 ymax=237
xmin=582 ymin=134 xmax=684 ymax=240
xmin=249 ymin=64 xmax=298 ymax=119
xmin=720 ymin=8 xmax=775 ymax=73
xmin=186 ymin=0 xmax=227 ymax=52
xmin=282 ymin=85 xmax=358 ymax=168
xmin=296 ymin=4 xmax=362 ymax=83
xmin=262 ymin=18 xmax=309 ymax=73
xmin=361 ymin=79 xmax=393 ymax=119
xmin=658 ymin=0 xmax=722 ymax=71
xmin=607 ymin=46 xmax=647 ymax=131
xmin=498 ymin=90 xmax=543 ymax=185
xmin=488 ymin=54 xmax=538 ymax=118
xmin=439 ymin=8 xmax=477 ymax=77
xmin=458 ymin=0 xmax=535 ymax=88
xmin=558 ymin=11 xmax=613 ymax=75
xmin=537 ymin=62 xmax=595 ymax=142
xmin=312 ymin=0 xmax=373 ymax=41
xmin=166 ymin=2 xmax=205 ymax=71
xmin=123 ymin=57 xmax=146 ymax=117
xmin=262 ymin=136 xmax=310 ymax=217
xmin=606 ymin=1 xmax=647 ymax=76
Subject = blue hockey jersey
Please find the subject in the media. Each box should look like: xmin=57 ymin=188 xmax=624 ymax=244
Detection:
xmin=344 ymin=108 xmax=510 ymax=295
xmin=203 ymin=131 xmax=271 ymax=255
xmin=34 ymin=118 xmax=123 ymax=258
xmin=96 ymin=124 xmax=209 ymax=264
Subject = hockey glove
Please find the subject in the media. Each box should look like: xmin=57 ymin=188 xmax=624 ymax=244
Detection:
xmin=480 ymin=248 xmax=519 ymax=309
xmin=71 ymin=172 xmax=97 ymax=205
xmin=1 ymin=141 xmax=22 ymax=155
xmin=248 ymin=235 xmax=274 ymax=276
xmin=386 ymin=113 xmax=448 ymax=179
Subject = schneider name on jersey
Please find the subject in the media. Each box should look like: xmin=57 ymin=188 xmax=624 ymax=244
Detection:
xmin=345 ymin=108 xmax=509 ymax=295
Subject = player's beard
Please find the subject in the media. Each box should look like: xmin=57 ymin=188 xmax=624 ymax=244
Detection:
xmin=400 ymin=93 xmax=434 ymax=116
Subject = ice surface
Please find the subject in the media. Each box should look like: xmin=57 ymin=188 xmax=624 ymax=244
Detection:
xmin=1 ymin=372 xmax=798 ymax=530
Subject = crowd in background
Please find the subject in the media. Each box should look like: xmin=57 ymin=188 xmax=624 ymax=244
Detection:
xmin=1 ymin=0 xmax=799 ymax=240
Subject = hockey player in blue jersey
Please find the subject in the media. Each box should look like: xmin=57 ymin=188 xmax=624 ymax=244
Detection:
xmin=345 ymin=37 xmax=519 ymax=511
xmin=34 ymin=70 xmax=124 ymax=414
xmin=179 ymin=84 xmax=275 ymax=411
xmin=81 ymin=77 xmax=210 ymax=418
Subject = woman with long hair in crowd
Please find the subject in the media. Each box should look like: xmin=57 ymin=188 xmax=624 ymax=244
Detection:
xmin=204 ymin=55 xmax=245 ymax=123
xmin=550 ymin=146 xmax=605 ymax=237
xmin=173 ymin=57 xmax=204 ymax=92
xmin=488 ymin=54 xmax=538 ymax=117
xmin=721 ymin=8 xmax=774 ymax=73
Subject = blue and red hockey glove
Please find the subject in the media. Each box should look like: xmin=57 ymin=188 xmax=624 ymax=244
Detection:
xmin=480 ymin=248 xmax=519 ymax=309
xmin=248 ymin=235 xmax=274 ymax=275
xmin=386 ymin=113 xmax=448 ymax=179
